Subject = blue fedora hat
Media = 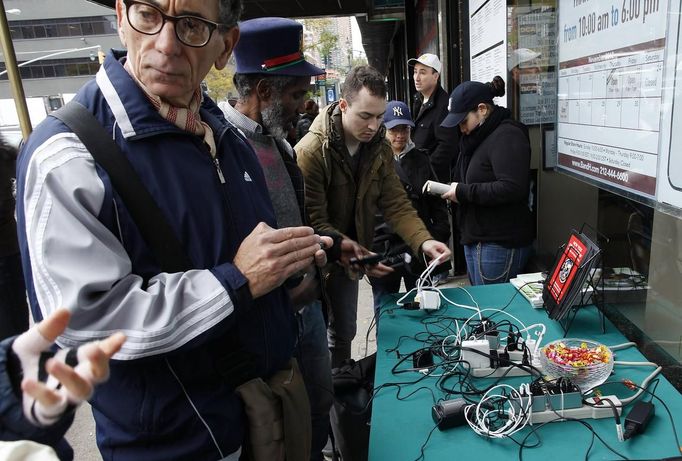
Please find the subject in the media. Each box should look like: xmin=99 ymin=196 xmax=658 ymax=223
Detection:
xmin=384 ymin=101 xmax=415 ymax=129
xmin=234 ymin=17 xmax=324 ymax=76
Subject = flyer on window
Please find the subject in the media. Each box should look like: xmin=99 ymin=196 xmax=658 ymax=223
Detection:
xmin=556 ymin=0 xmax=669 ymax=198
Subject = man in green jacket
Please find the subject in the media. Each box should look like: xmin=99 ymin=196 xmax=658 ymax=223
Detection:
xmin=296 ymin=65 xmax=451 ymax=367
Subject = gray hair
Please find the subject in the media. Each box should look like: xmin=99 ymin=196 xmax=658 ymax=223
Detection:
xmin=218 ymin=0 xmax=243 ymax=30
xmin=233 ymin=73 xmax=301 ymax=102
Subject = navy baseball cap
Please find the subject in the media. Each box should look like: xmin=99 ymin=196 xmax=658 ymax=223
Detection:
xmin=384 ymin=101 xmax=415 ymax=129
xmin=441 ymin=81 xmax=495 ymax=128
xmin=234 ymin=17 xmax=324 ymax=76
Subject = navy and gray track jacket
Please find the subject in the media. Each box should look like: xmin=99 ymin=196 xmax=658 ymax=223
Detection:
xmin=15 ymin=51 xmax=296 ymax=461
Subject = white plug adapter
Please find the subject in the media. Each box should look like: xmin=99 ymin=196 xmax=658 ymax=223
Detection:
xmin=461 ymin=339 xmax=491 ymax=369
xmin=418 ymin=290 xmax=441 ymax=310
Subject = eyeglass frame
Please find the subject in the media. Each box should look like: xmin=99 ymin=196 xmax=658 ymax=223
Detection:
xmin=122 ymin=0 xmax=228 ymax=48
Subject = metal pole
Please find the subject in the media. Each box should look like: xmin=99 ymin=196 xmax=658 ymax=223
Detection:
xmin=0 ymin=6 xmax=32 ymax=138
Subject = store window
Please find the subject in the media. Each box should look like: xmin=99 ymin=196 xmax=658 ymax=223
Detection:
xmin=414 ymin=0 xmax=440 ymax=55
xmin=8 ymin=16 xmax=117 ymax=40
xmin=0 ymin=58 xmax=99 ymax=81
xmin=505 ymin=0 xmax=681 ymax=390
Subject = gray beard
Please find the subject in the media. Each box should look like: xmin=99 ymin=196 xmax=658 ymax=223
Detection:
xmin=261 ymin=103 xmax=288 ymax=139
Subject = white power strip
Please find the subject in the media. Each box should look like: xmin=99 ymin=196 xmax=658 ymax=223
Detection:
xmin=471 ymin=366 xmax=530 ymax=378
xmin=529 ymin=395 xmax=622 ymax=424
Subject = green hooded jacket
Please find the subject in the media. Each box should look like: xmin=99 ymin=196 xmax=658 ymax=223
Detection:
xmin=295 ymin=102 xmax=433 ymax=255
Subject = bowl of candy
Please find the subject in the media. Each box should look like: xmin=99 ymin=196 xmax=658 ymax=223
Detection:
xmin=538 ymin=339 xmax=613 ymax=390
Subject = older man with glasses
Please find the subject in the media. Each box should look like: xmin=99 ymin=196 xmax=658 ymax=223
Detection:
xmin=15 ymin=1 xmax=328 ymax=460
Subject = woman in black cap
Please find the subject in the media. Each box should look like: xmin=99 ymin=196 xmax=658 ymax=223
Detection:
xmin=440 ymin=76 xmax=534 ymax=285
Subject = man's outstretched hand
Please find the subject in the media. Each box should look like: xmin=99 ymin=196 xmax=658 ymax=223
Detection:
xmin=12 ymin=308 xmax=125 ymax=426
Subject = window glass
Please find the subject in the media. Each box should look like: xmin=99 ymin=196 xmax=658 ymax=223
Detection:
xmin=20 ymin=25 xmax=34 ymax=39
xmin=68 ymin=24 xmax=82 ymax=36
xmin=9 ymin=15 xmax=117 ymax=39
xmin=505 ymin=0 xmax=681 ymax=391
xmin=92 ymin=22 xmax=106 ymax=35
xmin=81 ymin=22 xmax=94 ymax=36
xmin=44 ymin=24 xmax=57 ymax=38
xmin=33 ymin=25 xmax=46 ymax=38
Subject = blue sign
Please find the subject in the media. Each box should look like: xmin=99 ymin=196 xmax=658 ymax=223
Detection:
xmin=326 ymin=87 xmax=336 ymax=104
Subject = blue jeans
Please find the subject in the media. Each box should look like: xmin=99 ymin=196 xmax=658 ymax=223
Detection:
xmin=464 ymin=242 xmax=533 ymax=286
xmin=0 ymin=252 xmax=29 ymax=340
xmin=295 ymin=301 xmax=333 ymax=461
xmin=325 ymin=267 xmax=359 ymax=368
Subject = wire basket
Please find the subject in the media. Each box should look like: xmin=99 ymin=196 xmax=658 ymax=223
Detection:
xmin=538 ymin=339 xmax=613 ymax=390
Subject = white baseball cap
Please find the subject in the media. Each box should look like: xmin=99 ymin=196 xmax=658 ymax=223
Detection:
xmin=408 ymin=53 xmax=442 ymax=73
xmin=508 ymin=48 xmax=541 ymax=69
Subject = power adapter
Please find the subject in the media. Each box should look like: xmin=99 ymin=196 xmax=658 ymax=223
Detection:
xmin=431 ymin=398 xmax=467 ymax=430
xmin=413 ymin=349 xmax=434 ymax=369
xmin=461 ymin=339 xmax=490 ymax=369
xmin=623 ymin=401 xmax=655 ymax=440
xmin=416 ymin=289 xmax=440 ymax=310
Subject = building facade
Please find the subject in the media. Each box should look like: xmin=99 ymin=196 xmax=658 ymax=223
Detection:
xmin=1 ymin=0 xmax=122 ymax=121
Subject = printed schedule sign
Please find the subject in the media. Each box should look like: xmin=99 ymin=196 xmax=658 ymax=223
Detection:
xmin=516 ymin=9 xmax=558 ymax=125
xmin=469 ymin=0 xmax=507 ymax=108
xmin=556 ymin=0 xmax=668 ymax=198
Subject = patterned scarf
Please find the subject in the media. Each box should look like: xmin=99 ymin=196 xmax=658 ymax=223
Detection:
xmin=125 ymin=62 xmax=216 ymax=156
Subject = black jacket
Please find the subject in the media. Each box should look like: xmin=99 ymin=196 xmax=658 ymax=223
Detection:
xmin=0 ymin=140 xmax=18 ymax=257
xmin=373 ymin=145 xmax=451 ymax=274
xmin=296 ymin=113 xmax=315 ymax=143
xmin=454 ymin=107 xmax=535 ymax=247
xmin=412 ymin=85 xmax=459 ymax=183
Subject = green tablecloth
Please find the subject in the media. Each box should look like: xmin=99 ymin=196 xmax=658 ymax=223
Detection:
xmin=369 ymin=283 xmax=682 ymax=461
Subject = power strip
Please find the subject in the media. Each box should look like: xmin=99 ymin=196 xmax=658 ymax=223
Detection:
xmin=471 ymin=366 xmax=531 ymax=378
xmin=529 ymin=395 xmax=622 ymax=424
xmin=503 ymin=339 xmax=537 ymax=362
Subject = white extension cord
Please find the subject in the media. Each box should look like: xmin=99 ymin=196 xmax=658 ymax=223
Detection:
xmin=529 ymin=395 xmax=622 ymax=424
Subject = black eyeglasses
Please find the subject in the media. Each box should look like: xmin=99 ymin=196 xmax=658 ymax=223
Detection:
xmin=123 ymin=0 xmax=226 ymax=48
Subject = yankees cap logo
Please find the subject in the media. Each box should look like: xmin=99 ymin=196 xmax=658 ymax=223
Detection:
xmin=393 ymin=106 xmax=403 ymax=117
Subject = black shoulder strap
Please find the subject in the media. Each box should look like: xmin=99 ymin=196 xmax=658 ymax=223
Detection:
xmin=51 ymin=101 xmax=193 ymax=273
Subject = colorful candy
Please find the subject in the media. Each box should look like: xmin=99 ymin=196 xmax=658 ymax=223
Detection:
xmin=543 ymin=341 xmax=611 ymax=368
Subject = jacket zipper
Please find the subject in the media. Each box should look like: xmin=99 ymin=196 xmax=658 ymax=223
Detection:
xmin=213 ymin=126 xmax=270 ymax=372
xmin=213 ymin=157 xmax=226 ymax=184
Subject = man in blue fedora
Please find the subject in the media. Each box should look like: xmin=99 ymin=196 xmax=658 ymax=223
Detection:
xmin=219 ymin=17 xmax=344 ymax=461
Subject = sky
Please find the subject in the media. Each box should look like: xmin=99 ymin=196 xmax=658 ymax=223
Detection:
xmin=351 ymin=16 xmax=366 ymax=57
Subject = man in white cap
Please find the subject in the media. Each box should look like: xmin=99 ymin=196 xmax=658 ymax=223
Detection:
xmin=409 ymin=53 xmax=464 ymax=277
xmin=408 ymin=53 xmax=458 ymax=183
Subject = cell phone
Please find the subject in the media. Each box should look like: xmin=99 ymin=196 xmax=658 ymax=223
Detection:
xmin=350 ymin=253 xmax=384 ymax=266
xmin=350 ymin=253 xmax=412 ymax=268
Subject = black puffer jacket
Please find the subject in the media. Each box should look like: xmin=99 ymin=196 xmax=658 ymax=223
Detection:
xmin=411 ymin=85 xmax=459 ymax=183
xmin=453 ymin=107 xmax=535 ymax=247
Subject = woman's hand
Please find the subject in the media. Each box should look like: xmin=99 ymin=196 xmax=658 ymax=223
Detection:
xmin=441 ymin=182 xmax=459 ymax=203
